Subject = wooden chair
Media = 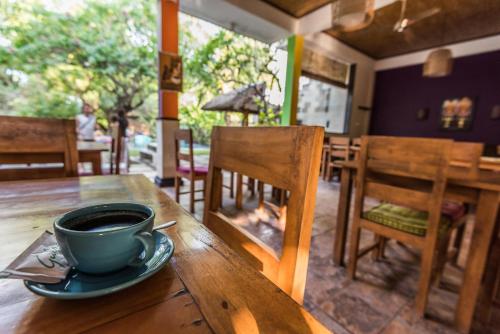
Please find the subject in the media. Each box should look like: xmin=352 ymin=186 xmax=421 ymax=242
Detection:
xmin=203 ymin=126 xmax=324 ymax=303
xmin=347 ymin=136 xmax=467 ymax=318
xmin=449 ymin=141 xmax=484 ymax=262
xmin=109 ymin=123 xmax=123 ymax=175
xmin=321 ymin=142 xmax=330 ymax=179
xmin=450 ymin=141 xmax=484 ymax=179
xmin=174 ymin=129 xmax=208 ymax=213
xmin=350 ymin=137 xmax=361 ymax=161
xmin=0 ymin=116 xmax=78 ymax=181
xmin=326 ymin=136 xmax=350 ymax=181
xmin=477 ymin=225 xmax=500 ymax=325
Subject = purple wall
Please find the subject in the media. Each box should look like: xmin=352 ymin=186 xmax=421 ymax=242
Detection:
xmin=370 ymin=50 xmax=500 ymax=145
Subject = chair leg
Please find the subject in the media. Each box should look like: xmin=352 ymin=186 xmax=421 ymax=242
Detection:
xmin=433 ymin=235 xmax=451 ymax=287
xmin=347 ymin=219 xmax=362 ymax=279
xmin=174 ymin=176 xmax=180 ymax=203
xmin=236 ymin=174 xmax=243 ymax=209
xmin=258 ymin=181 xmax=264 ymax=211
xmin=415 ymin=244 xmax=436 ymax=318
xmin=453 ymin=223 xmax=465 ymax=265
xmin=229 ymin=171 xmax=234 ymax=198
xmin=321 ymin=150 xmax=327 ymax=179
xmin=248 ymin=177 xmax=255 ymax=196
xmin=202 ymin=178 xmax=206 ymax=201
xmin=189 ymin=179 xmax=195 ymax=213
xmin=371 ymin=234 xmax=386 ymax=261
xmin=326 ymin=164 xmax=332 ymax=182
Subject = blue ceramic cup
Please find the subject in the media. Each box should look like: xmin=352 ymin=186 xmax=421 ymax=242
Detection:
xmin=54 ymin=203 xmax=156 ymax=274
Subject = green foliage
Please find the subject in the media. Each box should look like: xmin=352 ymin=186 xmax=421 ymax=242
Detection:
xmin=1 ymin=1 xmax=281 ymax=145
xmin=1 ymin=0 xmax=157 ymax=125
xmin=179 ymin=19 xmax=281 ymax=142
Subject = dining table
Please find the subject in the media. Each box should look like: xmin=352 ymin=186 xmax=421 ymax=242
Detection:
xmin=77 ymin=141 xmax=109 ymax=175
xmin=0 ymin=174 xmax=330 ymax=334
xmin=333 ymin=160 xmax=500 ymax=333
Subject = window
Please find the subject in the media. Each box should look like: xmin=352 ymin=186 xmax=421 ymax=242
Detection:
xmin=297 ymin=75 xmax=350 ymax=134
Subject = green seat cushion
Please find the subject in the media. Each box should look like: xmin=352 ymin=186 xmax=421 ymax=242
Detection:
xmin=363 ymin=203 xmax=451 ymax=236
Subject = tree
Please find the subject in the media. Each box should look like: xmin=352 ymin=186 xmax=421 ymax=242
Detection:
xmin=179 ymin=19 xmax=282 ymax=142
xmin=1 ymin=0 xmax=157 ymax=128
xmin=1 ymin=1 xmax=282 ymax=144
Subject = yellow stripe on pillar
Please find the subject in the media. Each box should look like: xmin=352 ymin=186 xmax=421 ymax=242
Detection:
xmin=281 ymin=35 xmax=304 ymax=126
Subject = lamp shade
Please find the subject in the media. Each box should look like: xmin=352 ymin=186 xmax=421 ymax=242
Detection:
xmin=332 ymin=0 xmax=375 ymax=32
xmin=423 ymin=48 xmax=453 ymax=77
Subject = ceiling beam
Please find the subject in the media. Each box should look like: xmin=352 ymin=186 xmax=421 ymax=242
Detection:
xmin=374 ymin=34 xmax=500 ymax=71
xmin=180 ymin=0 xmax=400 ymax=43
xmin=180 ymin=0 xmax=293 ymax=43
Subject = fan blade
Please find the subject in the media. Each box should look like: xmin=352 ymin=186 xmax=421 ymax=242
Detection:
xmin=406 ymin=7 xmax=441 ymax=26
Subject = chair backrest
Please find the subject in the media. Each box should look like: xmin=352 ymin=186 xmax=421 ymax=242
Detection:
xmin=450 ymin=141 xmax=484 ymax=178
xmin=352 ymin=137 xmax=362 ymax=146
xmin=350 ymin=137 xmax=362 ymax=160
xmin=109 ymin=123 xmax=123 ymax=175
xmin=203 ymin=126 xmax=324 ymax=303
xmin=174 ymin=129 xmax=194 ymax=172
xmin=328 ymin=136 xmax=350 ymax=160
xmin=0 ymin=116 xmax=78 ymax=181
xmin=355 ymin=136 xmax=453 ymax=239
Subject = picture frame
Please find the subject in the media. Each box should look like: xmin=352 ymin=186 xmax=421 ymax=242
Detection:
xmin=439 ymin=97 xmax=474 ymax=131
xmin=159 ymin=51 xmax=182 ymax=92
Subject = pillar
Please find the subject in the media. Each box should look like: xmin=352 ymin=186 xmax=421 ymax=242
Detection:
xmin=281 ymin=35 xmax=304 ymax=126
xmin=155 ymin=0 xmax=179 ymax=187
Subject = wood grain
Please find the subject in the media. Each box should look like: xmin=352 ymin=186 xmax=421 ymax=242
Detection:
xmin=326 ymin=0 xmax=500 ymax=59
xmin=174 ymin=129 xmax=207 ymax=213
xmin=0 ymin=175 xmax=330 ymax=334
xmin=348 ymin=136 xmax=454 ymax=317
xmin=204 ymin=126 xmax=324 ymax=304
xmin=260 ymin=0 xmax=330 ymax=17
xmin=334 ymin=152 xmax=500 ymax=333
xmin=0 ymin=116 xmax=78 ymax=181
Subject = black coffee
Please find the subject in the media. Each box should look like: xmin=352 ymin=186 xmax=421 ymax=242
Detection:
xmin=63 ymin=210 xmax=149 ymax=232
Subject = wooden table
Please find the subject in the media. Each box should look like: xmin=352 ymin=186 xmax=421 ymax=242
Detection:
xmin=0 ymin=175 xmax=329 ymax=334
xmin=77 ymin=141 xmax=109 ymax=175
xmin=333 ymin=160 xmax=500 ymax=333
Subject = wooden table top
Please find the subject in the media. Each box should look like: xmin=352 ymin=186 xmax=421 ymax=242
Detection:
xmin=77 ymin=141 xmax=109 ymax=152
xmin=340 ymin=160 xmax=500 ymax=192
xmin=0 ymin=175 xmax=329 ymax=334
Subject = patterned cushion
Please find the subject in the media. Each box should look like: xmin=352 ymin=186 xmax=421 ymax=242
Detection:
xmin=363 ymin=203 xmax=460 ymax=236
xmin=176 ymin=165 xmax=208 ymax=176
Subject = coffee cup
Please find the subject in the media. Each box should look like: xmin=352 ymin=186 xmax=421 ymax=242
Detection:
xmin=54 ymin=203 xmax=155 ymax=274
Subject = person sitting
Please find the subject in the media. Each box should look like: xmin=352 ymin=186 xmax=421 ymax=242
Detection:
xmin=76 ymin=103 xmax=97 ymax=142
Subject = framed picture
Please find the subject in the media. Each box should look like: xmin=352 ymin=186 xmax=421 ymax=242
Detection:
xmin=440 ymin=97 xmax=474 ymax=131
xmin=159 ymin=51 xmax=182 ymax=92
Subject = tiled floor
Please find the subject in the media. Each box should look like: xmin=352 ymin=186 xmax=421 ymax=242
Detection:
xmin=136 ymin=163 xmax=499 ymax=334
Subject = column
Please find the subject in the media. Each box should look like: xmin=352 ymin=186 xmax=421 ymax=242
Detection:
xmin=281 ymin=35 xmax=304 ymax=126
xmin=155 ymin=0 xmax=179 ymax=187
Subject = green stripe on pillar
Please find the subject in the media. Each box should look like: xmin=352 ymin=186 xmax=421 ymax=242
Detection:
xmin=281 ymin=35 xmax=304 ymax=126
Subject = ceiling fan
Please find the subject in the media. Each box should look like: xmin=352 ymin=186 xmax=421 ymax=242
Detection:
xmin=393 ymin=0 xmax=441 ymax=33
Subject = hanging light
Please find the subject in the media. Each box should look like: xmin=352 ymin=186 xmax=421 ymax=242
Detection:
xmin=423 ymin=48 xmax=453 ymax=77
xmin=331 ymin=0 xmax=375 ymax=32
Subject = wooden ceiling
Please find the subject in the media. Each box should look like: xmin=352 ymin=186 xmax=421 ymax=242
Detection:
xmin=261 ymin=0 xmax=331 ymax=17
xmin=326 ymin=0 xmax=500 ymax=59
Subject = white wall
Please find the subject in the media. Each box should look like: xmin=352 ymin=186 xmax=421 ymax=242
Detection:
xmin=304 ymin=33 xmax=376 ymax=137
